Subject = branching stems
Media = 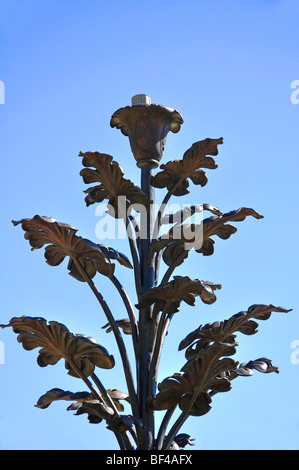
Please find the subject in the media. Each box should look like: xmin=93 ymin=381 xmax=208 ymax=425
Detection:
xmin=111 ymin=274 xmax=139 ymax=356
xmin=68 ymin=358 xmax=130 ymax=449
xmin=154 ymin=177 xmax=185 ymax=234
xmin=162 ymin=392 xmax=197 ymax=450
xmin=121 ymin=209 xmax=142 ymax=299
xmin=72 ymin=258 xmax=140 ymax=423
xmin=148 ymin=304 xmax=172 ymax=397
xmin=156 ymin=406 xmax=176 ymax=450
xmin=160 ymin=250 xmax=189 ymax=285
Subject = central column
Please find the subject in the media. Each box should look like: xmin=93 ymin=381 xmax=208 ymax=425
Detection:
xmin=138 ymin=160 xmax=156 ymax=449
xmin=110 ymin=94 xmax=183 ymax=449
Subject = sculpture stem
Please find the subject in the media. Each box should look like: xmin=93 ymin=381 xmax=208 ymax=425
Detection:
xmin=72 ymin=258 xmax=140 ymax=423
xmin=148 ymin=304 xmax=172 ymax=398
xmin=111 ymin=274 xmax=139 ymax=356
xmin=137 ymin=163 xmax=156 ymax=449
xmin=162 ymin=392 xmax=197 ymax=450
xmin=155 ymin=176 xmax=185 ymax=234
xmin=155 ymin=406 xmax=176 ymax=450
xmin=123 ymin=215 xmax=142 ymax=299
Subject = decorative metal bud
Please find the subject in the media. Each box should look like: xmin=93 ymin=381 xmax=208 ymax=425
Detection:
xmin=110 ymin=94 xmax=184 ymax=168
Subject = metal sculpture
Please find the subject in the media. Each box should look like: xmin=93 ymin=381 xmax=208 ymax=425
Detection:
xmin=1 ymin=94 xmax=291 ymax=450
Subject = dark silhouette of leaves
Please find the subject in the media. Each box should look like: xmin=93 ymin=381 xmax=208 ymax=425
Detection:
xmin=36 ymin=387 xmax=130 ymax=420
xmin=12 ymin=215 xmax=132 ymax=281
xmin=179 ymin=304 xmax=292 ymax=353
xmin=136 ymin=276 xmax=221 ymax=314
xmin=0 ymin=316 xmax=115 ymax=377
xmin=102 ymin=318 xmax=133 ymax=335
xmin=36 ymin=388 xmax=105 ymax=423
xmin=173 ymin=434 xmax=195 ymax=448
xmin=152 ymin=342 xmax=237 ymax=416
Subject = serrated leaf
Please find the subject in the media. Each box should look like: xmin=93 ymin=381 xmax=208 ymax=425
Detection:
xmin=0 ymin=316 xmax=115 ymax=377
xmin=233 ymin=358 xmax=279 ymax=376
xmin=152 ymin=342 xmax=237 ymax=416
xmin=153 ymin=207 xmax=264 ymax=268
xmin=102 ymin=318 xmax=133 ymax=335
xmin=179 ymin=304 xmax=292 ymax=352
xmin=151 ymin=138 xmax=223 ymax=196
xmin=11 ymin=215 xmax=130 ymax=281
xmin=79 ymin=151 xmax=149 ymax=216
xmin=136 ymin=276 xmax=221 ymax=314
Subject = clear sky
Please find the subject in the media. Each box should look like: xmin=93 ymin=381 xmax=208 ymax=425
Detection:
xmin=0 ymin=0 xmax=298 ymax=450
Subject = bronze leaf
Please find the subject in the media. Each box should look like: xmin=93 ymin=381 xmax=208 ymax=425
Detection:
xmin=152 ymin=342 xmax=237 ymax=416
xmin=36 ymin=388 xmax=92 ymax=409
xmin=151 ymin=138 xmax=223 ymax=196
xmin=0 ymin=316 xmax=115 ymax=377
xmin=209 ymin=357 xmax=280 ymax=399
xmin=161 ymin=204 xmax=222 ymax=226
xmin=173 ymin=434 xmax=196 ymax=448
xmin=36 ymin=388 xmax=105 ymax=423
xmin=79 ymin=151 xmax=149 ymax=216
xmin=153 ymin=207 xmax=264 ymax=264
xmin=200 ymin=207 xmax=264 ymax=241
xmin=232 ymin=357 xmax=279 ymax=377
xmin=136 ymin=276 xmax=221 ymax=314
xmin=12 ymin=215 xmax=120 ymax=281
xmin=107 ymin=389 xmax=130 ymax=412
xmin=160 ymin=204 xmax=222 ymax=267
xmin=179 ymin=304 xmax=292 ymax=353
xmin=102 ymin=318 xmax=133 ymax=335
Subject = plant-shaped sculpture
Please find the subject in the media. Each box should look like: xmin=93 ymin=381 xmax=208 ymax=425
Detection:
xmin=1 ymin=94 xmax=291 ymax=450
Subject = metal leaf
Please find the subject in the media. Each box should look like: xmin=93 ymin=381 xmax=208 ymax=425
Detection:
xmin=12 ymin=215 xmax=116 ymax=281
xmin=96 ymin=243 xmax=133 ymax=269
xmin=102 ymin=318 xmax=133 ymax=335
xmin=36 ymin=388 xmax=92 ymax=408
xmin=161 ymin=204 xmax=222 ymax=226
xmin=151 ymin=138 xmax=223 ymax=195
xmin=232 ymin=358 xmax=279 ymax=376
xmin=36 ymin=388 xmax=105 ymax=423
xmin=200 ymin=207 xmax=264 ymax=241
xmin=161 ymin=243 xmax=188 ymax=268
xmin=79 ymin=151 xmax=149 ymax=216
xmin=0 ymin=316 xmax=115 ymax=377
xmin=179 ymin=304 xmax=292 ymax=352
xmin=136 ymin=276 xmax=221 ymax=314
xmin=154 ymin=207 xmax=264 ymax=256
xmin=106 ymin=389 xmax=131 ymax=411
xmin=36 ymin=387 xmax=130 ymax=416
xmin=160 ymin=204 xmax=222 ymax=267
xmin=70 ymin=401 xmax=105 ymax=423
xmin=173 ymin=434 xmax=196 ymax=448
xmin=153 ymin=207 xmax=264 ymax=273
xmin=152 ymin=342 xmax=237 ymax=416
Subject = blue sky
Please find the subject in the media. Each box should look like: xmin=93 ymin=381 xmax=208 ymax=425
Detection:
xmin=1 ymin=0 xmax=299 ymax=450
